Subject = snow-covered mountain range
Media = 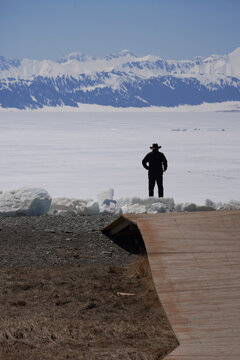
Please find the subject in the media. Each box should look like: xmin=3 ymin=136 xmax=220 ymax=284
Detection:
xmin=0 ymin=48 xmax=240 ymax=109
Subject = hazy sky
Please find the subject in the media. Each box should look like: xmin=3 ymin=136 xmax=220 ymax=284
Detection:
xmin=1 ymin=0 xmax=239 ymax=60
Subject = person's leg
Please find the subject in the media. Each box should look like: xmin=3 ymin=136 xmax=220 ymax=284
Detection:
xmin=156 ymin=175 xmax=163 ymax=197
xmin=148 ymin=175 xmax=155 ymax=197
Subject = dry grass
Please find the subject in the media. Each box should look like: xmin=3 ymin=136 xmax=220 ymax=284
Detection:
xmin=0 ymin=257 xmax=178 ymax=360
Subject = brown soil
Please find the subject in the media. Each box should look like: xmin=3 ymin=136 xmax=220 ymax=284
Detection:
xmin=0 ymin=215 xmax=178 ymax=359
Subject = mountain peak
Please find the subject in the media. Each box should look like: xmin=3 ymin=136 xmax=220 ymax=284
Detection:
xmin=58 ymin=52 xmax=93 ymax=63
xmin=104 ymin=50 xmax=136 ymax=60
xmin=0 ymin=56 xmax=20 ymax=71
xmin=119 ymin=49 xmax=135 ymax=56
xmin=229 ymin=47 xmax=240 ymax=58
xmin=58 ymin=50 xmax=136 ymax=63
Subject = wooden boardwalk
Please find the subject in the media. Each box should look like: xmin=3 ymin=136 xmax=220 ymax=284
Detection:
xmin=103 ymin=210 xmax=240 ymax=360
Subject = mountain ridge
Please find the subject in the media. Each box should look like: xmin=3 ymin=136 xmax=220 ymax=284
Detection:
xmin=0 ymin=48 xmax=240 ymax=109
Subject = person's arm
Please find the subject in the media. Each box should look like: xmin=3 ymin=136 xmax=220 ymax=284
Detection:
xmin=142 ymin=154 xmax=149 ymax=170
xmin=162 ymin=154 xmax=168 ymax=172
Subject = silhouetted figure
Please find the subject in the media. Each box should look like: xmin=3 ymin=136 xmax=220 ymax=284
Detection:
xmin=142 ymin=143 xmax=168 ymax=197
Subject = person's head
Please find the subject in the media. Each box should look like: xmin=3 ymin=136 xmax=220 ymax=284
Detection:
xmin=150 ymin=143 xmax=161 ymax=151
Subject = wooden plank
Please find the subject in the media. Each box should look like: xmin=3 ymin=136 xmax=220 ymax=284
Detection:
xmin=105 ymin=210 xmax=240 ymax=359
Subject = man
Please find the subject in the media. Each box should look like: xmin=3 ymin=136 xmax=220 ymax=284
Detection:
xmin=142 ymin=143 xmax=168 ymax=197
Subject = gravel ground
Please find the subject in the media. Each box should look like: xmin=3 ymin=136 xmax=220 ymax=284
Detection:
xmin=0 ymin=214 xmax=136 ymax=268
xmin=0 ymin=214 xmax=178 ymax=360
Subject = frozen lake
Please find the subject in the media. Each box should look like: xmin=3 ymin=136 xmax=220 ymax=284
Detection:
xmin=0 ymin=110 xmax=239 ymax=204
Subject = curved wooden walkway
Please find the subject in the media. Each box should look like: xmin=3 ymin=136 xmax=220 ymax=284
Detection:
xmin=103 ymin=210 xmax=240 ymax=360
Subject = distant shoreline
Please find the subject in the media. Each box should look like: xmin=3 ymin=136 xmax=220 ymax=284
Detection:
xmin=1 ymin=100 xmax=240 ymax=113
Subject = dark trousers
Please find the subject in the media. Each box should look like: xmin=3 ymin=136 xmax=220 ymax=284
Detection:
xmin=148 ymin=174 xmax=163 ymax=197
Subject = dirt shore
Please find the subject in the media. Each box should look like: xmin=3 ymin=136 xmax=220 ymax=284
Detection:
xmin=0 ymin=214 xmax=178 ymax=360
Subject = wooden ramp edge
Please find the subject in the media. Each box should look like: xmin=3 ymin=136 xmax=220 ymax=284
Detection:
xmin=102 ymin=210 xmax=240 ymax=360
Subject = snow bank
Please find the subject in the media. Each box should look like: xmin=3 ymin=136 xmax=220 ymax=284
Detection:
xmin=0 ymin=187 xmax=51 ymax=216
xmin=0 ymin=188 xmax=239 ymax=217
xmin=48 ymin=189 xmax=240 ymax=216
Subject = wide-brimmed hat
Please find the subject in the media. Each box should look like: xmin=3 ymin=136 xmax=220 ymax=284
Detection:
xmin=150 ymin=143 xmax=161 ymax=149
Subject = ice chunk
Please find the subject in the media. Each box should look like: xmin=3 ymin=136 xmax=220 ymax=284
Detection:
xmin=195 ymin=205 xmax=215 ymax=211
xmin=117 ymin=196 xmax=174 ymax=209
xmin=121 ymin=203 xmax=147 ymax=214
xmin=205 ymin=199 xmax=216 ymax=208
xmin=76 ymin=200 xmax=99 ymax=215
xmin=48 ymin=194 xmax=238 ymax=216
xmin=100 ymin=199 xmax=117 ymax=215
xmin=0 ymin=187 xmax=51 ymax=216
xmin=183 ymin=203 xmax=197 ymax=212
xmin=175 ymin=200 xmax=217 ymax=212
xmin=50 ymin=197 xmax=76 ymax=214
xmin=175 ymin=202 xmax=197 ymax=212
xmin=49 ymin=197 xmax=99 ymax=215
xmin=97 ymin=189 xmax=114 ymax=205
xmin=116 ymin=196 xmax=175 ymax=214
xmin=156 ymin=198 xmax=175 ymax=212
xmin=150 ymin=202 xmax=169 ymax=213
xmin=217 ymin=200 xmax=240 ymax=211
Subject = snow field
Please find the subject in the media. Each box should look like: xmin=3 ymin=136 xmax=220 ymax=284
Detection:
xmin=0 ymin=110 xmax=239 ymax=205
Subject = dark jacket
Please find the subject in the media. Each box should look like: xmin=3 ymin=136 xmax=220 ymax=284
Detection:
xmin=142 ymin=150 xmax=168 ymax=175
